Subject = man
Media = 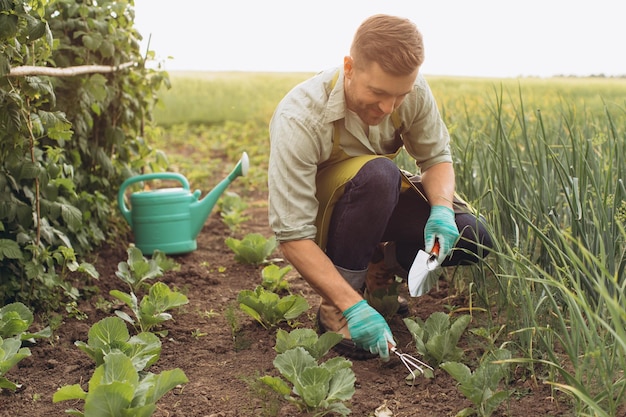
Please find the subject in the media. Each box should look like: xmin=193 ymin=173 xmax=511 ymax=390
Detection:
xmin=268 ymin=14 xmax=492 ymax=361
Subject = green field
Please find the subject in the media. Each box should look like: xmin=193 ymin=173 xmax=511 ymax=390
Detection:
xmin=147 ymin=72 xmax=626 ymax=416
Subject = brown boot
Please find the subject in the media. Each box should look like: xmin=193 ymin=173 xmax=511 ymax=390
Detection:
xmin=316 ymin=266 xmax=377 ymax=360
xmin=366 ymin=242 xmax=409 ymax=315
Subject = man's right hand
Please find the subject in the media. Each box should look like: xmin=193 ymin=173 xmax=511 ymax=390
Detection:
xmin=343 ymin=300 xmax=395 ymax=360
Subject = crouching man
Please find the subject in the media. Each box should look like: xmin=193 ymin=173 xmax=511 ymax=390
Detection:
xmin=268 ymin=14 xmax=492 ymax=360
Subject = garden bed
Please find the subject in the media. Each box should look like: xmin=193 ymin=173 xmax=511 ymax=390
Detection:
xmin=1 ymin=192 xmax=572 ymax=416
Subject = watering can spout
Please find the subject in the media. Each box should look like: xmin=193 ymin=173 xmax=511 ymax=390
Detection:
xmin=190 ymin=152 xmax=249 ymax=238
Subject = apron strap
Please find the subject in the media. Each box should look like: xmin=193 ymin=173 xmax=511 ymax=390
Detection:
xmin=315 ymin=155 xmax=388 ymax=249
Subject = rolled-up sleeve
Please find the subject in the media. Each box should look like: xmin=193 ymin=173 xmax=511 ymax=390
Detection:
xmin=268 ymin=110 xmax=322 ymax=242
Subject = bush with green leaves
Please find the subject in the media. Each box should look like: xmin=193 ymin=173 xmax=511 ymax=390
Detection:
xmin=364 ymin=276 xmax=402 ymax=321
xmin=0 ymin=302 xmax=50 ymax=391
xmin=261 ymin=264 xmax=292 ymax=293
xmin=404 ymin=312 xmax=471 ymax=367
xmin=226 ymin=233 xmax=278 ymax=265
xmin=260 ymin=329 xmax=355 ymax=416
xmin=109 ymin=246 xmax=186 ymax=335
xmin=0 ymin=301 xmax=51 ymax=341
xmin=53 ymin=351 xmax=188 ymax=417
xmin=110 ymin=282 xmax=188 ymax=336
xmin=75 ymin=316 xmax=161 ymax=371
xmin=237 ymin=285 xmax=309 ymax=330
xmin=218 ymin=191 xmax=250 ymax=233
xmin=441 ymin=348 xmax=512 ymax=417
xmin=115 ymin=246 xmax=178 ymax=294
xmin=0 ymin=0 xmax=169 ymax=311
xmin=0 ymin=336 xmax=31 ymax=391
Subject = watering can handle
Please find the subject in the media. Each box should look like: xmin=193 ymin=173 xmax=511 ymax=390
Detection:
xmin=117 ymin=172 xmax=190 ymax=225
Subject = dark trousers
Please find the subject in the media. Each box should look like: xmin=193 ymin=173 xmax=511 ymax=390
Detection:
xmin=325 ymin=158 xmax=493 ymax=271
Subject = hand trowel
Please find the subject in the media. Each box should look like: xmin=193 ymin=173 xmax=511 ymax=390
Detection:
xmin=408 ymin=240 xmax=440 ymax=297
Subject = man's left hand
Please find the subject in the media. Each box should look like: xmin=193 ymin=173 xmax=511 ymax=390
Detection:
xmin=424 ymin=205 xmax=459 ymax=263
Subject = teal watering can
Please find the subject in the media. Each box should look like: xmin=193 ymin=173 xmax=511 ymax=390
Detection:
xmin=118 ymin=152 xmax=249 ymax=255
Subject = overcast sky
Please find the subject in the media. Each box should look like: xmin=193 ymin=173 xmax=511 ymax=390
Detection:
xmin=133 ymin=0 xmax=625 ymax=78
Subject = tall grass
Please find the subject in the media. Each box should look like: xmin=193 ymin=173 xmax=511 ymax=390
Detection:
xmin=148 ymin=72 xmax=626 ymax=415
xmin=447 ymin=79 xmax=626 ymax=415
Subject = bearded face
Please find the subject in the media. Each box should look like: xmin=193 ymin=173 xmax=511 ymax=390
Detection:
xmin=343 ymin=57 xmax=418 ymax=126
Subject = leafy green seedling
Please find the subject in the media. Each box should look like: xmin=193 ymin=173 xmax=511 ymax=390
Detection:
xmin=53 ymin=351 xmax=188 ymax=416
xmin=151 ymin=249 xmax=180 ymax=272
xmin=218 ymin=192 xmax=250 ymax=233
xmin=404 ymin=312 xmax=471 ymax=366
xmin=0 ymin=303 xmax=49 ymax=391
xmin=237 ymin=286 xmax=309 ymax=329
xmin=0 ymin=336 xmax=31 ymax=391
xmin=274 ymin=328 xmax=343 ymax=361
xmin=440 ymin=348 xmax=512 ymax=417
xmin=65 ymin=301 xmax=88 ymax=321
xmin=364 ymin=277 xmax=402 ymax=321
xmin=224 ymin=303 xmax=251 ymax=351
xmin=116 ymin=246 xmax=163 ymax=293
xmin=223 ymin=210 xmax=251 ymax=233
xmin=226 ymin=233 xmax=278 ymax=265
xmin=75 ymin=316 xmax=161 ymax=371
xmin=261 ymin=264 xmax=292 ymax=293
xmin=0 ymin=302 xmax=51 ymax=342
xmin=260 ymin=347 xmax=355 ymax=416
xmin=52 ymin=246 xmax=99 ymax=281
xmin=110 ymin=281 xmax=189 ymax=334
xmin=191 ymin=329 xmax=207 ymax=339
xmin=115 ymin=247 xmax=178 ymax=293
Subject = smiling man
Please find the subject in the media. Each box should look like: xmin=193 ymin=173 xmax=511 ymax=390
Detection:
xmin=268 ymin=14 xmax=492 ymax=360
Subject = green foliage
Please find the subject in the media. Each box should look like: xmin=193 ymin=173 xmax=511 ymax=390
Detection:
xmin=237 ymin=286 xmax=309 ymax=330
xmin=225 ymin=233 xmax=278 ymax=265
xmin=0 ymin=336 xmax=31 ymax=391
xmin=404 ymin=312 xmax=471 ymax=367
xmin=109 ymin=245 xmax=185 ymax=334
xmin=274 ymin=328 xmax=343 ymax=361
xmin=0 ymin=301 xmax=50 ymax=390
xmin=260 ymin=264 xmax=292 ymax=293
xmin=364 ymin=277 xmax=402 ymax=321
xmin=74 ymin=316 xmax=161 ymax=371
xmin=53 ymin=351 xmax=188 ymax=417
xmin=115 ymin=246 xmax=177 ymax=293
xmin=0 ymin=0 xmax=169 ymax=311
xmin=110 ymin=282 xmax=188 ymax=335
xmin=441 ymin=349 xmax=512 ymax=417
xmin=0 ymin=301 xmax=51 ymax=341
xmin=224 ymin=303 xmax=251 ymax=351
xmin=218 ymin=191 xmax=250 ymax=233
xmin=260 ymin=346 xmax=355 ymax=416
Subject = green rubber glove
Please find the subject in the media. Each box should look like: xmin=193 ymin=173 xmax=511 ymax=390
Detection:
xmin=424 ymin=205 xmax=460 ymax=263
xmin=343 ymin=300 xmax=395 ymax=361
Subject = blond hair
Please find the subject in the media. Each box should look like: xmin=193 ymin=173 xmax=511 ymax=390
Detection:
xmin=350 ymin=14 xmax=424 ymax=76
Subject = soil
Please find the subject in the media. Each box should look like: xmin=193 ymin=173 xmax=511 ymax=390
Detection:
xmin=1 ymin=191 xmax=575 ymax=417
